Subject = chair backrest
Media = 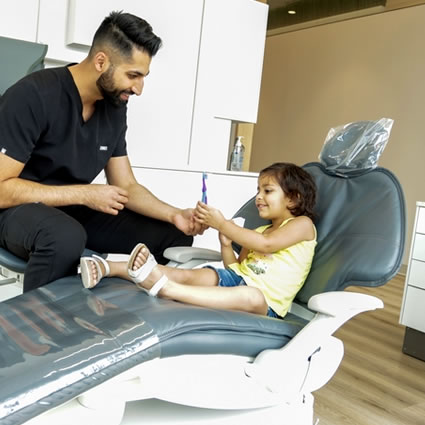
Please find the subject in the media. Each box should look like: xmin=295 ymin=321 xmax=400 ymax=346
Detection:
xmin=231 ymin=162 xmax=406 ymax=305
xmin=0 ymin=36 xmax=48 ymax=95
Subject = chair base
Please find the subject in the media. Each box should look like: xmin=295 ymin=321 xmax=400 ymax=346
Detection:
xmin=25 ymin=389 xmax=315 ymax=425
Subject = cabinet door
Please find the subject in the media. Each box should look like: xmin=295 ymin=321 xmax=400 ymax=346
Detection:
xmin=189 ymin=0 xmax=268 ymax=170
xmin=37 ymin=0 xmax=88 ymax=63
xmin=0 ymin=0 xmax=39 ymax=41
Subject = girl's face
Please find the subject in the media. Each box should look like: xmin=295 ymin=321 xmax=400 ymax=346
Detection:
xmin=255 ymin=174 xmax=293 ymax=221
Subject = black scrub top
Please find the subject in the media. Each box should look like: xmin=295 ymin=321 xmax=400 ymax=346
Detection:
xmin=0 ymin=65 xmax=128 ymax=185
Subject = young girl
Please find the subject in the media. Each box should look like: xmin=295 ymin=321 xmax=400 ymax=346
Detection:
xmin=80 ymin=162 xmax=317 ymax=319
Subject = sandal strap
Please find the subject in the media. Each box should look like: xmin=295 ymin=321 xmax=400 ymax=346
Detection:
xmin=93 ymin=254 xmax=110 ymax=277
xmin=149 ymin=275 xmax=168 ymax=297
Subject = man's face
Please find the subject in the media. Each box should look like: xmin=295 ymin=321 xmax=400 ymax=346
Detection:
xmin=96 ymin=48 xmax=152 ymax=107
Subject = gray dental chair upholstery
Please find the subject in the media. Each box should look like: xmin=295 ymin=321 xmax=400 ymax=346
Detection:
xmin=0 ymin=160 xmax=406 ymax=425
xmin=0 ymin=36 xmax=47 ymax=96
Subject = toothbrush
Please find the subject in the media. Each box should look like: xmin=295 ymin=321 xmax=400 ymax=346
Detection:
xmin=201 ymin=173 xmax=208 ymax=204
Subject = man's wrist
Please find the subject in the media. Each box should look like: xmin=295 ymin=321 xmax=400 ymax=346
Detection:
xmin=169 ymin=207 xmax=184 ymax=224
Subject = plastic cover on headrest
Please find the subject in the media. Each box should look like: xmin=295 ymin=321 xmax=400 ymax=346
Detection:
xmin=318 ymin=118 xmax=394 ymax=176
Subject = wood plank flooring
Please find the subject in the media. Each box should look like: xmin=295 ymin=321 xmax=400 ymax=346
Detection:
xmin=314 ymin=274 xmax=425 ymax=425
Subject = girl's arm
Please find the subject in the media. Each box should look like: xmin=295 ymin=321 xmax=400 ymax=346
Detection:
xmin=221 ymin=242 xmax=237 ymax=268
xmin=195 ymin=202 xmax=314 ymax=253
xmin=218 ymin=232 xmax=238 ymax=268
xmin=220 ymin=230 xmax=249 ymax=268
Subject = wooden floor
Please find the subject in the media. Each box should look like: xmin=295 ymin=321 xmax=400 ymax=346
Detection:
xmin=314 ymin=274 xmax=425 ymax=425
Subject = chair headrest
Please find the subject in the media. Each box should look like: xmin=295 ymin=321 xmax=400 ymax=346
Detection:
xmin=318 ymin=118 xmax=393 ymax=177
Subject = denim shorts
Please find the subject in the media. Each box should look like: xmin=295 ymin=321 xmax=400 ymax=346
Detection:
xmin=204 ymin=266 xmax=282 ymax=319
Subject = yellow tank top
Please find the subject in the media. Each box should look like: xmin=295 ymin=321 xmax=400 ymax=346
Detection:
xmin=229 ymin=218 xmax=317 ymax=318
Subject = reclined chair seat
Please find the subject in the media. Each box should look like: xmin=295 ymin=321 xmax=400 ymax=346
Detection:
xmin=0 ymin=162 xmax=405 ymax=425
xmin=0 ymin=276 xmax=307 ymax=425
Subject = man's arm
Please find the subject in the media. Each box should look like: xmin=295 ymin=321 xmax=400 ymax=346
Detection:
xmin=0 ymin=153 xmax=128 ymax=214
xmin=105 ymin=156 xmax=203 ymax=235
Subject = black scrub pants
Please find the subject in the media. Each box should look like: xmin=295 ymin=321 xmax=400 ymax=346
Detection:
xmin=0 ymin=203 xmax=193 ymax=292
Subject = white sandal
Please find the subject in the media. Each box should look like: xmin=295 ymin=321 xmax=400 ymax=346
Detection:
xmin=80 ymin=254 xmax=110 ymax=289
xmin=127 ymin=243 xmax=168 ymax=297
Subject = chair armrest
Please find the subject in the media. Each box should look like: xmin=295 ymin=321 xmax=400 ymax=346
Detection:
xmin=163 ymin=246 xmax=222 ymax=263
xmin=308 ymin=290 xmax=383 ymax=316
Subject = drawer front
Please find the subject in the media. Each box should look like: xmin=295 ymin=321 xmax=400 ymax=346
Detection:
xmin=417 ymin=207 xmax=425 ymax=234
xmin=408 ymin=260 xmax=425 ymax=290
xmin=412 ymin=234 xmax=425 ymax=261
xmin=401 ymin=286 xmax=425 ymax=333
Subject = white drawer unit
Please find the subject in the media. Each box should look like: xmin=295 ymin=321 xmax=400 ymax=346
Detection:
xmin=412 ymin=234 xmax=425 ymax=261
xmin=400 ymin=201 xmax=425 ymax=360
xmin=407 ymin=259 xmax=425 ymax=290
xmin=401 ymin=286 xmax=425 ymax=333
xmin=416 ymin=206 xmax=425 ymax=234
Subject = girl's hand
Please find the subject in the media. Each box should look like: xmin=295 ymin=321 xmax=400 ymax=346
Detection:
xmin=194 ymin=201 xmax=225 ymax=230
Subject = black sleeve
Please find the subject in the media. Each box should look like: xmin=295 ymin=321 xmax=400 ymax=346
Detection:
xmin=111 ymin=122 xmax=128 ymax=157
xmin=0 ymin=79 xmax=46 ymax=164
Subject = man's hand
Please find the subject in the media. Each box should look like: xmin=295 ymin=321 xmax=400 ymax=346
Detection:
xmin=173 ymin=208 xmax=207 ymax=236
xmin=82 ymin=184 xmax=129 ymax=215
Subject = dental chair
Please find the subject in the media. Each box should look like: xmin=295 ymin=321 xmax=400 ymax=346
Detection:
xmin=0 ymin=36 xmax=47 ymax=96
xmin=0 ymin=142 xmax=405 ymax=425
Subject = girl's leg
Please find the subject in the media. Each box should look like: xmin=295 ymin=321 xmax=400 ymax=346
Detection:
xmin=131 ymin=243 xmax=221 ymax=287
xmin=81 ymin=250 xmax=220 ymax=288
xmin=130 ymin=244 xmax=268 ymax=315
xmin=161 ymin=282 xmax=268 ymax=315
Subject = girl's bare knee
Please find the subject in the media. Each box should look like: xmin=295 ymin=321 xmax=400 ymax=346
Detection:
xmin=246 ymin=288 xmax=268 ymax=315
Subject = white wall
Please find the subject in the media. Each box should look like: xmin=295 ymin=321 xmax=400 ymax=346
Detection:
xmin=251 ymin=5 xmax=425 ymax=265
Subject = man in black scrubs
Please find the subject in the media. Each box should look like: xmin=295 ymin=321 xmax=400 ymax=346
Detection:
xmin=0 ymin=11 xmax=200 ymax=292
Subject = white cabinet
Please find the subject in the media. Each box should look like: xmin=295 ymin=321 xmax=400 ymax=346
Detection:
xmin=400 ymin=202 xmax=425 ymax=360
xmin=32 ymin=0 xmax=268 ymax=172
xmin=37 ymin=0 xmax=88 ymax=64
xmin=0 ymin=0 xmax=39 ymax=41
xmin=188 ymin=0 xmax=268 ymax=170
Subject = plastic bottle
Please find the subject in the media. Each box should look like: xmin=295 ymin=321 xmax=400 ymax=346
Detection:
xmin=230 ymin=136 xmax=245 ymax=171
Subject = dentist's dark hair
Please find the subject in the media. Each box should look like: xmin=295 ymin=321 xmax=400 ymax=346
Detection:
xmin=259 ymin=162 xmax=316 ymax=220
xmin=90 ymin=10 xmax=162 ymax=60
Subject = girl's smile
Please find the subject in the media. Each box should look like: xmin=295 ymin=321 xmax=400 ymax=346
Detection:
xmin=255 ymin=175 xmax=293 ymax=223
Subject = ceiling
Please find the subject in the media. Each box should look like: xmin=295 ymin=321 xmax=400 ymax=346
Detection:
xmin=266 ymin=0 xmax=425 ymax=31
